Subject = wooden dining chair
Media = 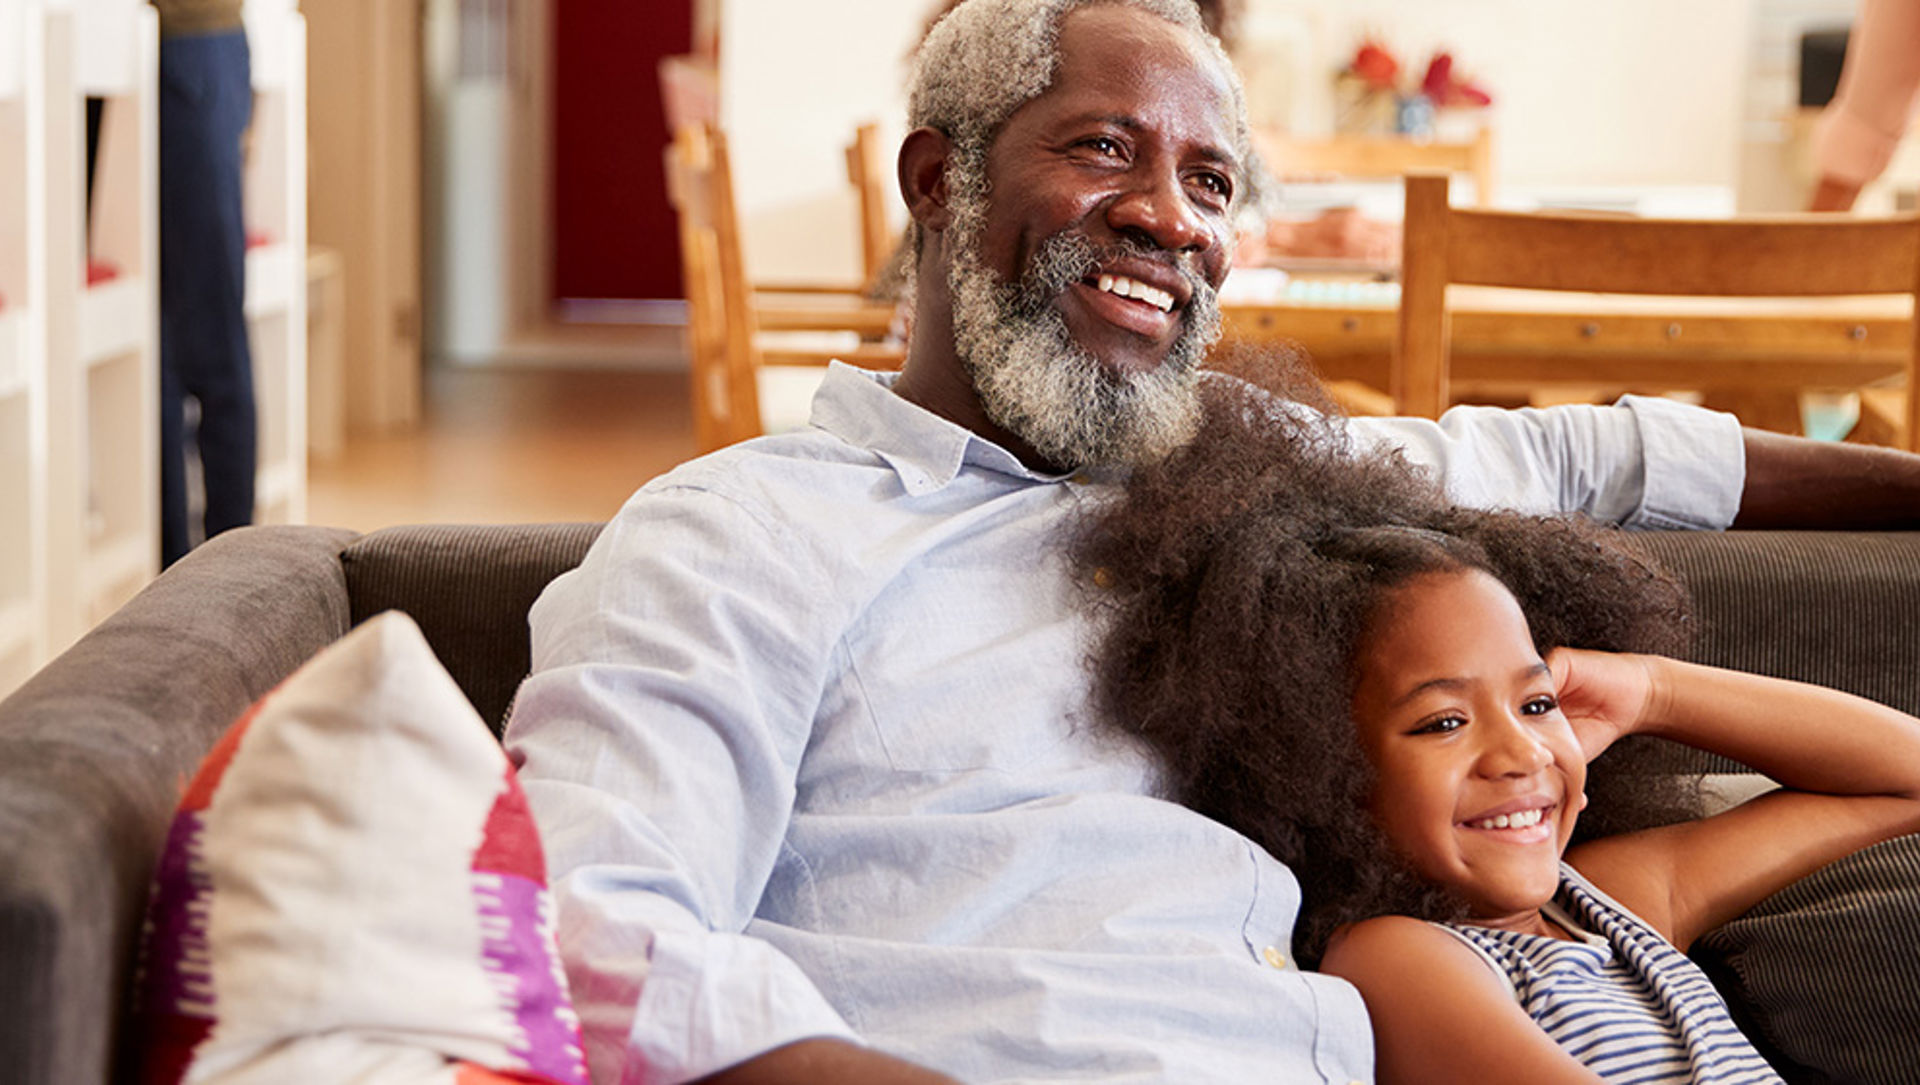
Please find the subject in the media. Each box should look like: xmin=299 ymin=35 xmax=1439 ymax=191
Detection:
xmin=1394 ymin=172 xmax=1920 ymax=450
xmin=663 ymin=123 xmax=905 ymax=455
xmin=658 ymin=55 xmax=890 ymax=302
xmin=1256 ymin=128 xmax=1496 ymax=207
xmin=845 ymin=121 xmax=898 ymax=285
xmin=752 ymin=121 xmax=902 ymax=298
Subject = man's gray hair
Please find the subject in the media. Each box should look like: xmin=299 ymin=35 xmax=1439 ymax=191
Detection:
xmin=907 ymin=0 xmax=1251 ymax=173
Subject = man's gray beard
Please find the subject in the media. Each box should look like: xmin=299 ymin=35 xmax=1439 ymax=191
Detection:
xmin=944 ymin=186 xmax=1222 ymax=471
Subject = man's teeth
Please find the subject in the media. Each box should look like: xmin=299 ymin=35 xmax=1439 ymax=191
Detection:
xmin=1096 ymin=273 xmax=1175 ymax=313
xmin=1471 ymin=808 xmax=1546 ymax=831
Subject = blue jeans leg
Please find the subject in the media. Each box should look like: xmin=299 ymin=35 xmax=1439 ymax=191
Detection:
xmin=158 ymin=30 xmax=254 ymax=567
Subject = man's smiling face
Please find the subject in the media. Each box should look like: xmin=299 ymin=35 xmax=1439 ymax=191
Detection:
xmin=940 ymin=3 xmax=1243 ymax=470
xmin=975 ymin=4 xmax=1239 ymax=374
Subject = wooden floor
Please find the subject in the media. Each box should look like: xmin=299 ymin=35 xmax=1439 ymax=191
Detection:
xmin=306 ymin=366 xmax=697 ymax=533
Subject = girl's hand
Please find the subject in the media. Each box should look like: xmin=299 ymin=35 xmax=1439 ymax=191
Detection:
xmin=1547 ymin=647 xmax=1662 ymax=761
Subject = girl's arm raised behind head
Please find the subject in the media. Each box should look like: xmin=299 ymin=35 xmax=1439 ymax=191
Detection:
xmin=1563 ymin=650 xmax=1920 ymax=951
xmin=1320 ymin=916 xmax=1606 ymax=1085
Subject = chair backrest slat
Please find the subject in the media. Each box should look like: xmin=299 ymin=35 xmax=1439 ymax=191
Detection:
xmin=1392 ymin=171 xmax=1920 ymax=449
xmin=1446 ymin=210 xmax=1920 ymax=297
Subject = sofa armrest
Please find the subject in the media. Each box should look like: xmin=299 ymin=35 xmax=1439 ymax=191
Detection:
xmin=0 ymin=525 xmax=359 ymax=1085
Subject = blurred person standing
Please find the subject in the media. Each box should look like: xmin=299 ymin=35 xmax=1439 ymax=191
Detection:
xmin=1809 ymin=0 xmax=1920 ymax=211
xmin=153 ymin=0 xmax=254 ymax=566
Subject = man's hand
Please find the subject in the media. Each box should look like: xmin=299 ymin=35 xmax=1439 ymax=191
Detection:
xmin=696 ymin=1038 xmax=965 ymax=1085
xmin=1547 ymin=647 xmax=1661 ymax=762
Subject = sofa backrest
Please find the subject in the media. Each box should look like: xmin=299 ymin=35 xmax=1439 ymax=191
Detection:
xmin=1629 ymin=531 xmax=1920 ymax=718
xmin=341 ymin=522 xmax=605 ymax=735
xmin=337 ymin=525 xmax=1920 ymax=744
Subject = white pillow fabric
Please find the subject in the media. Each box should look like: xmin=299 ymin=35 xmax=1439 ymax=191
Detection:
xmin=132 ymin=612 xmax=588 ymax=1085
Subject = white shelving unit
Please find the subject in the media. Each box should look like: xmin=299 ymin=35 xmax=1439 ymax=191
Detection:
xmin=0 ymin=2 xmax=306 ymax=699
xmin=243 ymin=0 xmax=307 ymax=527
xmin=0 ymin=0 xmax=42 ymax=694
xmin=4 ymin=0 xmax=157 ymax=683
xmin=56 ymin=0 xmax=158 ymax=640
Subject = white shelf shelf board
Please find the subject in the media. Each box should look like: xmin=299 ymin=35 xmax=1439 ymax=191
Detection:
xmin=78 ymin=274 xmax=148 ymax=366
xmin=0 ymin=309 xmax=22 ymax=398
xmin=74 ymin=4 xmax=146 ymax=95
xmin=244 ymin=243 xmax=295 ymax=318
xmin=246 ymin=10 xmax=293 ymax=91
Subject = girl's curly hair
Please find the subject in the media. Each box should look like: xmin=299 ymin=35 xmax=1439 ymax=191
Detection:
xmin=1076 ymin=377 xmax=1699 ymax=966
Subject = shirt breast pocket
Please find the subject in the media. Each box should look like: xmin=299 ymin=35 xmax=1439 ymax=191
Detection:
xmin=843 ymin=570 xmax=1090 ymax=774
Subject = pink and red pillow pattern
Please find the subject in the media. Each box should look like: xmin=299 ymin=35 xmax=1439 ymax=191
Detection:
xmin=131 ymin=613 xmax=589 ymax=1085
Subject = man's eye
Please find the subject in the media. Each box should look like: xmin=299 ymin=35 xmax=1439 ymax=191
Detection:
xmin=1082 ymin=136 xmax=1124 ymax=157
xmin=1192 ymin=171 xmax=1232 ymax=201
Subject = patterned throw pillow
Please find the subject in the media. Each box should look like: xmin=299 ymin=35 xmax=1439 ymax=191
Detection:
xmin=131 ymin=612 xmax=589 ymax=1084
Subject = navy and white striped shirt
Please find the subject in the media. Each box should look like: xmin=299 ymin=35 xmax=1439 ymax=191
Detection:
xmin=1438 ymin=863 xmax=1781 ymax=1083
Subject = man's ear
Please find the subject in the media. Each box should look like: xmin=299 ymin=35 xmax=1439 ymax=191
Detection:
xmin=899 ymin=127 xmax=955 ymax=234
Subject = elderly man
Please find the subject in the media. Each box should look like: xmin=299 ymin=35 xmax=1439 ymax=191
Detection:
xmin=507 ymin=2 xmax=1920 ymax=1083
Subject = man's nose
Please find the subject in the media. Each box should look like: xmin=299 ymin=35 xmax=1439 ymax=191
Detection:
xmin=1105 ymin=168 xmax=1215 ymax=254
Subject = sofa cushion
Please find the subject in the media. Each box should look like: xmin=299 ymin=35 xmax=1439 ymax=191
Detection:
xmin=1694 ymin=832 xmax=1920 ymax=1085
xmin=130 ymin=612 xmax=588 ymax=1083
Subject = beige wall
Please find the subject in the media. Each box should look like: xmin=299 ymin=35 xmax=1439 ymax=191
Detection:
xmin=722 ymin=0 xmax=921 ymax=284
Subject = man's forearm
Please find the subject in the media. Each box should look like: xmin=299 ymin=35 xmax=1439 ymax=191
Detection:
xmin=1733 ymin=427 xmax=1920 ymax=528
xmin=696 ymin=1038 xmax=964 ymax=1085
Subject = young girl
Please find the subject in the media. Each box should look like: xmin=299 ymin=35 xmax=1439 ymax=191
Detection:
xmin=1079 ymin=384 xmax=1920 ymax=1084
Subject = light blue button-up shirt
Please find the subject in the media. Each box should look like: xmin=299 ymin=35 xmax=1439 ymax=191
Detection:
xmin=506 ymin=364 xmax=1744 ymax=1085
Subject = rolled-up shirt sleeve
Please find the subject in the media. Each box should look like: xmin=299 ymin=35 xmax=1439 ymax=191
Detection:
xmin=1345 ymin=394 xmax=1745 ymax=529
xmin=506 ymin=486 xmax=859 ymax=1085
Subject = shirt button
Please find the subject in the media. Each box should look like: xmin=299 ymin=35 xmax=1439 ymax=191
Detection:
xmin=1261 ymin=946 xmax=1286 ymax=969
xmin=1092 ymin=567 xmax=1114 ymax=589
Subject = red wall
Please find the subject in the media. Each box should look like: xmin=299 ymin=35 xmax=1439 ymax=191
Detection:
xmin=550 ymin=0 xmax=693 ymax=303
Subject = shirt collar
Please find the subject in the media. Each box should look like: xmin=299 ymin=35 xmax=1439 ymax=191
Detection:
xmin=811 ymin=363 xmax=1085 ymax=495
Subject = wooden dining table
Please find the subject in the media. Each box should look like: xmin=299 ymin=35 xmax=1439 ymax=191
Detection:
xmin=1221 ymin=278 xmax=1914 ymax=433
xmin=745 ymin=274 xmax=1914 ymax=437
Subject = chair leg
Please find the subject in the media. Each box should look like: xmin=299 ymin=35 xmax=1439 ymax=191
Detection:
xmin=1852 ymin=387 xmax=1910 ymax=449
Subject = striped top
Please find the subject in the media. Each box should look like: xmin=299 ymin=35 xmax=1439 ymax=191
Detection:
xmin=1437 ymin=864 xmax=1782 ymax=1084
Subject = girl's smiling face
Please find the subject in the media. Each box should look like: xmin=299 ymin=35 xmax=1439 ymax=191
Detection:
xmin=1349 ymin=568 xmax=1586 ymax=927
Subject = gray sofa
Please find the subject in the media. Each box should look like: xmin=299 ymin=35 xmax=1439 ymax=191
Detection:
xmin=2 ymin=523 xmax=1917 ymax=1084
